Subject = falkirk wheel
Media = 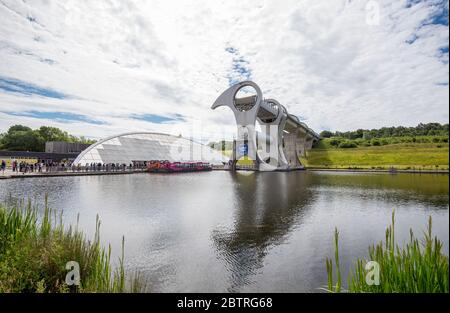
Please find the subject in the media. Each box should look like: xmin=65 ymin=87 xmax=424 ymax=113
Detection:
xmin=211 ymin=81 xmax=320 ymax=171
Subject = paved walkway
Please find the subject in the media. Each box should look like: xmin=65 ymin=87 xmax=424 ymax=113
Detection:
xmin=0 ymin=168 xmax=147 ymax=179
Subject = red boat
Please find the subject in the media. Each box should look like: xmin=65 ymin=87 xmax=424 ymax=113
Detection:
xmin=147 ymin=160 xmax=212 ymax=173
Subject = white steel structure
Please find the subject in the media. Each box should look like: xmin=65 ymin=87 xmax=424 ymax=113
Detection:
xmin=211 ymin=81 xmax=320 ymax=171
xmin=72 ymin=132 xmax=228 ymax=166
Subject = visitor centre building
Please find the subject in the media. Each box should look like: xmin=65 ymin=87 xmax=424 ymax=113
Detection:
xmin=72 ymin=132 xmax=228 ymax=166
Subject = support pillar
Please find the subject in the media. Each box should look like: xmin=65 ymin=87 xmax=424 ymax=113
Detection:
xmin=211 ymin=81 xmax=261 ymax=169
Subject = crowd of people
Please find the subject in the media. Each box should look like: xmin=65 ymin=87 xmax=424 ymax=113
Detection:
xmin=73 ymin=162 xmax=147 ymax=172
xmin=0 ymin=160 xmax=148 ymax=175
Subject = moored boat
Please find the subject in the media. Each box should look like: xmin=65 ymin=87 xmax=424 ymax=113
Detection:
xmin=147 ymin=160 xmax=212 ymax=173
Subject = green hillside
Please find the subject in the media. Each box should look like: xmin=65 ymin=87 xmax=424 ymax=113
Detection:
xmin=301 ymin=138 xmax=449 ymax=171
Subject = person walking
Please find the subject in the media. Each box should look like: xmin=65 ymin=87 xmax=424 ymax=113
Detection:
xmin=1 ymin=160 xmax=6 ymax=174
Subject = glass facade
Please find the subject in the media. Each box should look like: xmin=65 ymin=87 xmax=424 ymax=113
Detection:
xmin=72 ymin=132 xmax=228 ymax=165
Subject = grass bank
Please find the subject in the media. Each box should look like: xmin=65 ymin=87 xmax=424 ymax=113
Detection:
xmin=0 ymin=196 xmax=145 ymax=292
xmin=301 ymin=142 xmax=449 ymax=171
xmin=325 ymin=212 xmax=449 ymax=293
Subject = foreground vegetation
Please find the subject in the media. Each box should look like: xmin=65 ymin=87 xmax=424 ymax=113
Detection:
xmin=326 ymin=212 xmax=449 ymax=293
xmin=0 ymin=197 xmax=145 ymax=292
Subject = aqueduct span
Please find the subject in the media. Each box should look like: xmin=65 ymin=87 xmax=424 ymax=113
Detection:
xmin=211 ymin=81 xmax=320 ymax=171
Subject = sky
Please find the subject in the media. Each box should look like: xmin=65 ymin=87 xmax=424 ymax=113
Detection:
xmin=0 ymin=0 xmax=448 ymax=142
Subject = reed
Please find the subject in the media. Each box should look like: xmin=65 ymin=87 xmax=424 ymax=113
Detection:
xmin=325 ymin=211 xmax=449 ymax=293
xmin=0 ymin=195 xmax=146 ymax=292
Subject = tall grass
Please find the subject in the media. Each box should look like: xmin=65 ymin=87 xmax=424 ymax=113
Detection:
xmin=325 ymin=212 xmax=449 ymax=293
xmin=0 ymin=195 xmax=146 ymax=292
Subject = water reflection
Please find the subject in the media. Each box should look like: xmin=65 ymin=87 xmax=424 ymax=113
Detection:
xmin=309 ymin=172 xmax=449 ymax=208
xmin=212 ymin=172 xmax=316 ymax=291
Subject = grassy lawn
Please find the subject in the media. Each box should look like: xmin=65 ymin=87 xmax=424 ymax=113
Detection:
xmin=301 ymin=143 xmax=449 ymax=170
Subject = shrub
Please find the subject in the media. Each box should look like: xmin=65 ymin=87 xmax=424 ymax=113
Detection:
xmin=416 ymin=137 xmax=430 ymax=143
xmin=329 ymin=138 xmax=341 ymax=147
xmin=389 ymin=138 xmax=399 ymax=144
xmin=371 ymin=139 xmax=381 ymax=146
xmin=432 ymin=137 xmax=440 ymax=143
xmin=338 ymin=141 xmax=357 ymax=148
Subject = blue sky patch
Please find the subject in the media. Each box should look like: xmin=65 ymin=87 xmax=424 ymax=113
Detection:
xmin=0 ymin=77 xmax=68 ymax=99
xmin=437 ymin=45 xmax=449 ymax=64
xmin=225 ymin=46 xmax=252 ymax=86
xmin=2 ymin=111 xmax=106 ymax=125
xmin=439 ymin=46 xmax=449 ymax=54
xmin=427 ymin=1 xmax=449 ymax=26
xmin=408 ymin=0 xmax=449 ymax=26
xmin=130 ymin=113 xmax=185 ymax=124
xmin=404 ymin=1 xmax=448 ymax=64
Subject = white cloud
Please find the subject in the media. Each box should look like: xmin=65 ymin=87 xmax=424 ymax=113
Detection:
xmin=0 ymin=0 xmax=448 ymax=140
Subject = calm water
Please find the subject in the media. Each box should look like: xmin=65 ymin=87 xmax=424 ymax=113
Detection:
xmin=0 ymin=171 xmax=448 ymax=292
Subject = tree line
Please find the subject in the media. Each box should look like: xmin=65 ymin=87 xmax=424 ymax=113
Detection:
xmin=319 ymin=122 xmax=449 ymax=139
xmin=0 ymin=125 xmax=96 ymax=152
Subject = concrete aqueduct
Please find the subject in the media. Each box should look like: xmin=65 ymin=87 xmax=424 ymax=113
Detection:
xmin=211 ymin=81 xmax=320 ymax=171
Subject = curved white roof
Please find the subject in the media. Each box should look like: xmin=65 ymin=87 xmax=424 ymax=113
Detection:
xmin=73 ymin=132 xmax=228 ymax=165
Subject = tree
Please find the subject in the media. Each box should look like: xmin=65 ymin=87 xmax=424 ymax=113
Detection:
xmin=7 ymin=125 xmax=32 ymax=133
xmin=325 ymin=123 xmax=448 ymax=139
xmin=77 ymin=136 xmax=96 ymax=144
xmin=0 ymin=124 xmax=96 ymax=152
xmin=0 ymin=129 xmax=44 ymax=151
xmin=38 ymin=126 xmax=70 ymax=142
xmin=355 ymin=129 xmax=364 ymax=138
xmin=362 ymin=131 xmax=372 ymax=140
xmin=320 ymin=130 xmax=333 ymax=138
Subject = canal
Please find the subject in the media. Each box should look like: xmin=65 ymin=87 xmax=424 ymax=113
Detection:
xmin=0 ymin=171 xmax=448 ymax=292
